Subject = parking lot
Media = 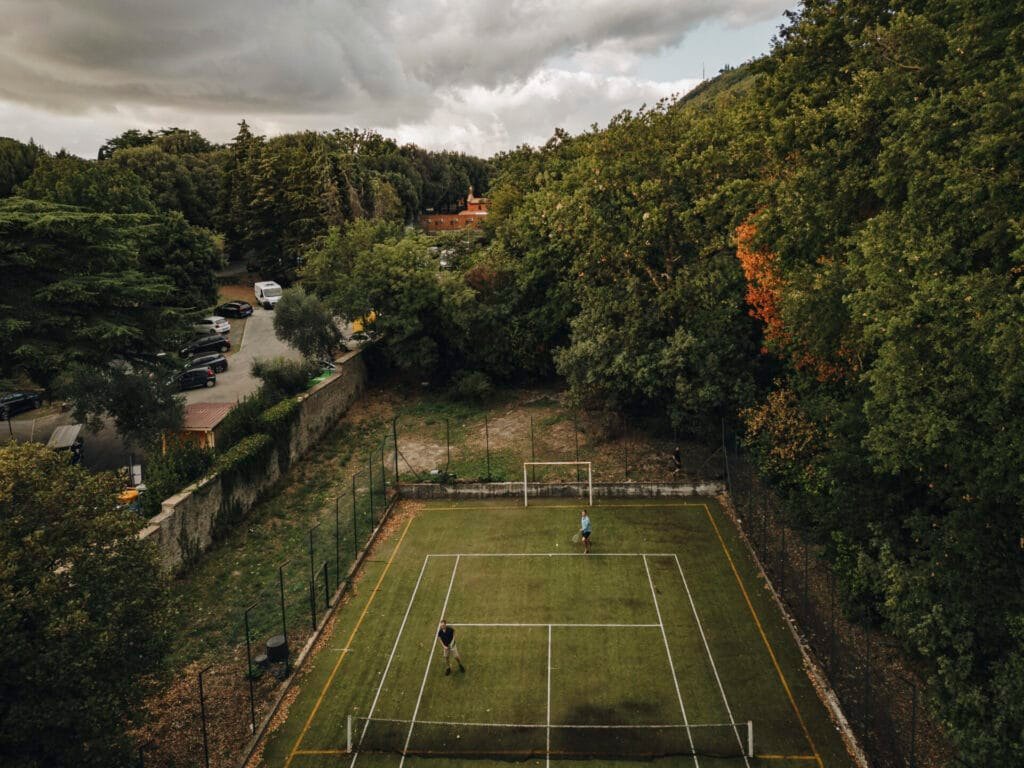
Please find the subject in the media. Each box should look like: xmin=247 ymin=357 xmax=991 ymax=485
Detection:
xmin=1 ymin=302 xmax=302 ymax=471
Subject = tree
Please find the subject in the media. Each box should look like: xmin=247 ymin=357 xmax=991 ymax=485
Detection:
xmin=272 ymin=287 xmax=342 ymax=360
xmin=57 ymin=363 xmax=185 ymax=450
xmin=0 ymin=137 xmax=43 ymax=197
xmin=0 ymin=443 xmax=169 ymax=767
xmin=16 ymin=152 xmax=155 ymax=214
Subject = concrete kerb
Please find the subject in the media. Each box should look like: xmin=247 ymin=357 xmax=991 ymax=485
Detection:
xmin=715 ymin=492 xmax=868 ymax=768
xmin=237 ymin=490 xmax=401 ymax=768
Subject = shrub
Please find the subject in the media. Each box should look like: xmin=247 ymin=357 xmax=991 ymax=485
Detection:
xmin=450 ymin=370 xmax=493 ymax=402
xmin=251 ymin=357 xmax=320 ymax=400
xmin=139 ymin=440 xmax=213 ymax=517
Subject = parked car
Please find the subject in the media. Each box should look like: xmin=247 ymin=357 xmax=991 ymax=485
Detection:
xmin=343 ymin=331 xmax=377 ymax=351
xmin=178 ymin=366 xmax=216 ymax=390
xmin=0 ymin=391 xmax=43 ymax=419
xmin=186 ymin=353 xmax=228 ymax=374
xmin=254 ymin=280 xmax=283 ymax=309
xmin=193 ymin=315 xmax=231 ymax=335
xmin=47 ymin=423 xmax=84 ymax=465
xmin=180 ymin=335 xmax=231 ymax=358
xmin=215 ymin=301 xmax=253 ymax=318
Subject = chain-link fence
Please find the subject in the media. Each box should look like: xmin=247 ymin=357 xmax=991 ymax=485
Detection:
xmin=724 ymin=436 xmax=952 ymax=768
xmin=391 ymin=407 xmax=726 ymax=485
xmin=140 ymin=431 xmax=397 ymax=768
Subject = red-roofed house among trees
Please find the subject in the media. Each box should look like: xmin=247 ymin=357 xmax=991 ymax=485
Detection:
xmin=420 ymin=187 xmax=489 ymax=232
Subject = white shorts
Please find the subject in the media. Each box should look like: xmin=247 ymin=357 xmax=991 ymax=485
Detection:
xmin=442 ymin=641 xmax=459 ymax=659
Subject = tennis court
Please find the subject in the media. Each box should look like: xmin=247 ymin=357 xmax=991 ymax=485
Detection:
xmin=256 ymin=499 xmax=855 ymax=768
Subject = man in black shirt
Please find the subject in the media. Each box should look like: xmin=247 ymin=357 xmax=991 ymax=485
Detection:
xmin=437 ymin=619 xmax=465 ymax=675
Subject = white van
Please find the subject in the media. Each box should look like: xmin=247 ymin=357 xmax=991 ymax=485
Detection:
xmin=254 ymin=281 xmax=283 ymax=309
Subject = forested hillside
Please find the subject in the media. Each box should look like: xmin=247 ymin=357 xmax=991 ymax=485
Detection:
xmin=469 ymin=4 xmax=1021 ymax=762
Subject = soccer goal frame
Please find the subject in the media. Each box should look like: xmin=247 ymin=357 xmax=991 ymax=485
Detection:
xmin=523 ymin=461 xmax=593 ymax=507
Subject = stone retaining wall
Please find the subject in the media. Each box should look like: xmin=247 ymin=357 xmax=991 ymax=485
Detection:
xmin=139 ymin=351 xmax=368 ymax=572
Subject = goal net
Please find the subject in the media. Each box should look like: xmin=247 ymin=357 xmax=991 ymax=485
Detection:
xmin=347 ymin=715 xmax=754 ymax=760
xmin=522 ymin=461 xmax=593 ymax=506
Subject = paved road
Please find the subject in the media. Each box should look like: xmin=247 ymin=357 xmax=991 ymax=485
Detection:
xmin=0 ymin=306 xmax=301 ymax=471
xmin=184 ymin=305 xmax=301 ymax=405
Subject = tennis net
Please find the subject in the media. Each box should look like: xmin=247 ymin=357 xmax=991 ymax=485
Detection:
xmin=347 ymin=716 xmax=753 ymax=760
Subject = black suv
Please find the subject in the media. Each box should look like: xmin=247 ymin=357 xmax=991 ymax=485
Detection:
xmin=215 ymin=301 xmax=253 ymax=318
xmin=181 ymin=335 xmax=231 ymax=358
xmin=186 ymin=353 xmax=228 ymax=373
xmin=0 ymin=391 xmax=43 ymax=419
xmin=178 ymin=367 xmax=216 ymax=390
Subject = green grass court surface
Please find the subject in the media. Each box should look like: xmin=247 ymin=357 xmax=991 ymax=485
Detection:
xmin=257 ymin=499 xmax=854 ymax=768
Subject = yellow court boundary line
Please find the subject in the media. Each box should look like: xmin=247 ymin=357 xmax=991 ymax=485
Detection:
xmin=702 ymin=504 xmax=824 ymax=768
xmin=284 ymin=516 xmax=414 ymax=768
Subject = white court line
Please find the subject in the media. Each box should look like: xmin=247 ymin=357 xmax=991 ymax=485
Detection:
xmin=643 ymin=554 xmax=699 ymax=768
xmin=453 ymin=622 xmax=659 ymax=628
xmin=546 ymin=624 xmax=552 ymax=768
xmin=345 ymin=715 xmax=744 ymax=730
xmin=427 ymin=552 xmax=678 ymax=558
xmin=399 ymin=555 xmax=460 ymax=768
xmin=348 ymin=556 xmax=431 ymax=767
xmin=673 ymin=554 xmax=751 ymax=766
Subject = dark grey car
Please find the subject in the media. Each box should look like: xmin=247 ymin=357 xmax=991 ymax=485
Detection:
xmin=186 ymin=353 xmax=229 ymax=373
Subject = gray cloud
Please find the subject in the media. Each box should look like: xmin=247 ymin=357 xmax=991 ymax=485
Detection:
xmin=0 ymin=0 xmax=788 ymax=154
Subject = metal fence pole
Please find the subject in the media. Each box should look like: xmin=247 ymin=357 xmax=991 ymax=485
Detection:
xmin=803 ymin=541 xmax=809 ymax=622
xmin=392 ymin=417 xmax=400 ymax=487
xmin=380 ymin=441 xmax=386 ymax=494
xmin=623 ymin=416 xmax=630 ymax=480
xmin=780 ymin=525 xmax=787 ymax=599
xmin=722 ymin=417 xmax=732 ymax=496
xmin=573 ymin=411 xmax=582 ymax=482
xmin=446 ymin=418 xmax=451 ymax=472
xmin=308 ymin=522 xmax=320 ymax=589
xmin=351 ymin=475 xmax=358 ymax=556
xmin=863 ymin=608 xmax=871 ymax=740
xmin=309 ymin=575 xmax=317 ymax=630
xmin=909 ymin=679 xmax=918 ymax=768
xmin=484 ymin=415 xmax=491 ymax=481
xmin=368 ymin=455 xmax=375 ymax=526
xmin=828 ymin=571 xmax=836 ymax=680
xmin=244 ymin=602 xmax=257 ymax=734
xmin=198 ymin=665 xmax=213 ymax=768
xmin=323 ymin=561 xmax=330 ymax=608
xmin=530 ymin=416 xmax=536 ymax=482
xmin=278 ymin=560 xmax=291 ymax=674
xmin=334 ymin=496 xmax=341 ymax=591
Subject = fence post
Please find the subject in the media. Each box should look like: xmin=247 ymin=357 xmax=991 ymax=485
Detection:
xmin=198 ymin=665 xmax=212 ymax=768
xmin=446 ymin=418 xmax=451 ymax=472
xmin=392 ymin=417 xmax=400 ymax=487
xmin=780 ymin=525 xmax=787 ymax=599
xmin=278 ymin=560 xmax=291 ymax=675
xmin=244 ymin=602 xmax=257 ymax=734
xmin=863 ymin=608 xmax=871 ymax=741
xmin=722 ymin=417 xmax=732 ymax=497
xmin=909 ymin=679 xmax=918 ymax=768
xmin=309 ymin=575 xmax=317 ymax=630
xmin=368 ymin=455 xmax=375 ymax=526
xmin=351 ymin=476 xmax=358 ymax=556
xmin=803 ymin=541 xmax=809 ymax=622
xmin=380 ymin=441 xmax=386 ymax=494
xmin=623 ymin=416 xmax=630 ymax=480
xmin=827 ymin=573 xmax=835 ymax=679
xmin=530 ymin=416 xmax=536 ymax=482
xmin=573 ymin=411 xmax=581 ymax=481
xmin=323 ymin=561 xmax=330 ymax=608
xmin=334 ymin=496 xmax=341 ymax=591
xmin=484 ymin=415 xmax=491 ymax=481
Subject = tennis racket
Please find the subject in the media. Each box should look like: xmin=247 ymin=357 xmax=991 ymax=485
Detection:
xmin=571 ymin=531 xmax=581 ymax=544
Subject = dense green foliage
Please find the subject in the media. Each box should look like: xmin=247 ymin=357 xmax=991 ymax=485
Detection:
xmin=291 ymin=4 xmax=1023 ymax=760
xmin=0 ymin=443 xmax=169 ymax=767
xmin=272 ymin=287 xmax=342 ymax=360
xmin=221 ymin=122 xmax=489 ymax=280
xmin=250 ymin=357 xmax=321 ymax=400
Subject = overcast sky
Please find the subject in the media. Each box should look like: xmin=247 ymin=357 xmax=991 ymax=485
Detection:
xmin=0 ymin=1 xmax=793 ymax=158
